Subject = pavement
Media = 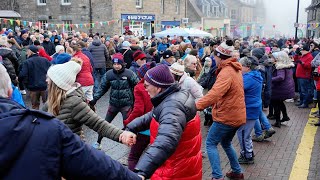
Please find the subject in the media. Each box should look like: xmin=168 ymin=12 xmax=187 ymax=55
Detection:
xmin=23 ymin=92 xmax=320 ymax=180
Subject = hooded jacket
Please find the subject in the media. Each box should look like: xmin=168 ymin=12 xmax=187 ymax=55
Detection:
xmin=196 ymin=58 xmax=246 ymax=127
xmin=243 ymin=70 xmax=263 ymax=120
xmin=73 ymin=51 xmax=94 ymax=86
xmin=0 ymin=47 xmax=19 ymax=84
xmin=88 ymin=39 xmax=110 ymax=69
xmin=126 ymin=84 xmax=202 ymax=179
xmin=0 ymin=98 xmax=141 ymax=180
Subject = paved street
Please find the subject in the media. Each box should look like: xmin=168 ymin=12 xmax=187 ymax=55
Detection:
xmin=23 ymin=93 xmax=320 ymax=180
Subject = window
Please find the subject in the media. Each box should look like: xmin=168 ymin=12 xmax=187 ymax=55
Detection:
xmin=37 ymin=0 xmax=46 ymax=5
xmin=61 ymin=0 xmax=71 ymax=5
xmin=175 ymin=0 xmax=180 ymax=14
xmin=231 ymin=9 xmax=237 ymax=20
xmin=136 ymin=0 xmax=142 ymax=8
xmin=62 ymin=20 xmax=72 ymax=34
xmin=213 ymin=6 xmax=218 ymax=17
xmin=161 ymin=0 xmax=164 ymax=14
xmin=39 ymin=20 xmax=47 ymax=30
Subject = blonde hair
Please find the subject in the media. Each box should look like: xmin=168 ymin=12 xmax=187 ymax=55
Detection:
xmin=47 ymin=79 xmax=67 ymax=116
xmin=66 ymin=47 xmax=74 ymax=55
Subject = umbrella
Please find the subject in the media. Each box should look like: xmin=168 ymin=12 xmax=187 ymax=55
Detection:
xmin=154 ymin=27 xmax=213 ymax=38
xmin=153 ymin=27 xmax=189 ymax=37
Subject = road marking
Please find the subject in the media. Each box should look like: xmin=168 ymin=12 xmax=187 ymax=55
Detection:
xmin=289 ymin=108 xmax=318 ymax=180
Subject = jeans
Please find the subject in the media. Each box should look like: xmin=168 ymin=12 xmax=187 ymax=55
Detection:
xmin=254 ymin=109 xmax=272 ymax=136
xmin=237 ymin=120 xmax=256 ymax=158
xmin=97 ymin=105 xmax=131 ymax=144
xmin=128 ymin=134 xmax=150 ymax=170
xmin=297 ymin=78 xmax=313 ymax=105
xmin=93 ymin=68 xmax=106 ymax=93
xmin=29 ymin=90 xmax=47 ymax=110
xmin=206 ymin=122 xmax=242 ymax=179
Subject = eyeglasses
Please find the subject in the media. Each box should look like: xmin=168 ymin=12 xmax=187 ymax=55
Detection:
xmin=191 ymin=63 xmax=197 ymax=66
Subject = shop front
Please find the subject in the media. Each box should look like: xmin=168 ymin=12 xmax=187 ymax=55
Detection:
xmin=121 ymin=14 xmax=155 ymax=37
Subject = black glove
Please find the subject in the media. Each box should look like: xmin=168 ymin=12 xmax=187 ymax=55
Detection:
xmin=89 ymin=99 xmax=97 ymax=106
xmin=295 ymin=48 xmax=302 ymax=56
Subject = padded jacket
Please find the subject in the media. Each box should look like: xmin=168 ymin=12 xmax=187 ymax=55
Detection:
xmin=43 ymin=86 xmax=123 ymax=141
xmin=88 ymin=39 xmax=110 ymax=69
xmin=126 ymin=84 xmax=202 ymax=179
xmin=93 ymin=68 xmax=139 ymax=107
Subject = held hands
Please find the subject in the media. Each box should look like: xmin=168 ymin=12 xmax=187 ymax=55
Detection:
xmin=119 ymin=131 xmax=137 ymax=146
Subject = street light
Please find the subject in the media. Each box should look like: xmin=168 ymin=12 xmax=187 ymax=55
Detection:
xmin=295 ymin=0 xmax=300 ymax=40
xmin=89 ymin=0 xmax=93 ymax=34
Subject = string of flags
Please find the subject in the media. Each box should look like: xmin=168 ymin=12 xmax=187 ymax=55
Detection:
xmin=294 ymin=22 xmax=320 ymax=29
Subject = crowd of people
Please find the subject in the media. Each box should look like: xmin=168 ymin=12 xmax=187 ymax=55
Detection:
xmin=1 ymin=25 xmax=320 ymax=180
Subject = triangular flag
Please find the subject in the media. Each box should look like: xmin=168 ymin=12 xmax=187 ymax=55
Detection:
xmin=95 ymin=21 xmax=99 ymax=25
xmin=80 ymin=24 xmax=83 ymax=28
xmin=15 ymin=20 xmax=20 ymax=26
xmin=92 ymin=23 xmax=95 ymax=28
xmin=210 ymin=27 xmax=214 ymax=30
xmin=9 ymin=19 xmax=13 ymax=25
xmin=132 ymin=20 xmax=135 ymax=24
xmin=107 ymin=21 xmax=110 ymax=26
xmin=23 ymin=21 xmax=27 ymax=26
xmin=45 ymin=23 xmax=48 ymax=28
xmin=29 ymin=21 xmax=32 ymax=27
xmin=75 ymin=24 xmax=79 ymax=28
xmin=70 ymin=24 xmax=73 ymax=28
xmin=100 ymin=22 xmax=103 ymax=26
xmin=3 ymin=18 xmax=7 ymax=23
xmin=152 ymin=23 xmax=155 ymax=27
xmin=51 ymin=24 xmax=54 ymax=28
xmin=57 ymin=24 xmax=60 ymax=29
xmin=84 ymin=24 xmax=87 ymax=28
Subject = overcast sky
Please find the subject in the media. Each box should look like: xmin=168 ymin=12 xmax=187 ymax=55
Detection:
xmin=264 ymin=0 xmax=311 ymax=37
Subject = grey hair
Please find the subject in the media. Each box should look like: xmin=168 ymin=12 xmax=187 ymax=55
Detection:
xmin=184 ymin=55 xmax=197 ymax=67
xmin=0 ymin=64 xmax=12 ymax=98
xmin=239 ymin=56 xmax=258 ymax=70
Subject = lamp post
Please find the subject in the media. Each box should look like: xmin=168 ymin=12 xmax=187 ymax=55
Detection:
xmin=295 ymin=0 xmax=300 ymax=40
xmin=89 ymin=0 xmax=93 ymax=34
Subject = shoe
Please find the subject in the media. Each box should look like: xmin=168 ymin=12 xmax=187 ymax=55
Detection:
xmin=314 ymin=122 xmax=320 ymax=126
xmin=298 ymin=104 xmax=308 ymax=108
xmin=226 ymin=171 xmax=244 ymax=180
xmin=281 ymin=117 xmax=290 ymax=122
xmin=267 ymin=114 xmax=275 ymax=119
xmin=92 ymin=142 xmax=102 ymax=150
xmin=252 ymin=134 xmax=264 ymax=142
xmin=272 ymin=122 xmax=281 ymax=128
xmin=238 ymin=154 xmax=254 ymax=164
xmin=311 ymin=111 xmax=319 ymax=115
xmin=264 ymin=128 xmax=276 ymax=139
xmin=20 ymin=90 xmax=26 ymax=95
xmin=285 ymin=98 xmax=294 ymax=102
xmin=295 ymin=102 xmax=302 ymax=106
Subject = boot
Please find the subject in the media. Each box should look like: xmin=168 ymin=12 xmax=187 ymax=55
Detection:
xmin=281 ymin=116 xmax=290 ymax=122
xmin=272 ymin=120 xmax=281 ymax=128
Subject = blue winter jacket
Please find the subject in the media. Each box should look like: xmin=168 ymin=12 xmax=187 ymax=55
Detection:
xmin=243 ymin=70 xmax=263 ymax=120
xmin=0 ymin=98 xmax=140 ymax=180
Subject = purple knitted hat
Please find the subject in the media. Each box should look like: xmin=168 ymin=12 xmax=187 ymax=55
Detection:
xmin=144 ymin=64 xmax=175 ymax=88
xmin=137 ymin=61 xmax=156 ymax=79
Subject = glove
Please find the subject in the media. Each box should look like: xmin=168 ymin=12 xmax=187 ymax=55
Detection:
xmin=295 ymin=48 xmax=302 ymax=56
xmin=295 ymin=60 xmax=302 ymax=64
xmin=89 ymin=99 xmax=97 ymax=106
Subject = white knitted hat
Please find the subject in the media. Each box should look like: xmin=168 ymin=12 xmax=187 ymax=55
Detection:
xmin=170 ymin=62 xmax=185 ymax=76
xmin=47 ymin=60 xmax=82 ymax=91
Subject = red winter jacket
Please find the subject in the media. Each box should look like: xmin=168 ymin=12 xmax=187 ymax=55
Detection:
xmin=74 ymin=51 xmax=94 ymax=86
xmin=296 ymin=52 xmax=313 ymax=79
xmin=150 ymin=114 xmax=202 ymax=180
xmin=314 ymin=66 xmax=320 ymax=91
xmin=124 ymin=79 xmax=153 ymax=126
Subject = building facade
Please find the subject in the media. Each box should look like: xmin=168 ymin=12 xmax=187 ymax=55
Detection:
xmin=306 ymin=0 xmax=320 ymax=38
xmin=0 ymin=0 xmax=187 ymax=36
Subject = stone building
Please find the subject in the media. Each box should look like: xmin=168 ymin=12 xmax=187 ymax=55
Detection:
xmin=0 ymin=0 xmax=187 ymax=37
xmin=306 ymin=0 xmax=320 ymax=38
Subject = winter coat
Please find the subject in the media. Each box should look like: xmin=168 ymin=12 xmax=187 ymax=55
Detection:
xmin=129 ymin=61 xmax=140 ymax=76
xmin=19 ymin=54 xmax=51 ymax=91
xmin=73 ymin=51 xmax=94 ymax=86
xmin=124 ymin=79 xmax=153 ymax=136
xmin=296 ymin=52 xmax=313 ymax=79
xmin=0 ymin=98 xmax=141 ymax=180
xmin=130 ymin=45 xmax=142 ymax=54
xmin=146 ymin=53 xmax=155 ymax=62
xmin=0 ymin=47 xmax=19 ymax=84
xmin=42 ymin=41 xmax=56 ymax=56
xmin=243 ymin=70 xmax=263 ymax=120
xmin=93 ymin=68 xmax=139 ymax=107
xmin=88 ymin=39 xmax=110 ymax=69
xmin=179 ymin=72 xmax=203 ymax=101
xmin=257 ymin=55 xmax=273 ymax=108
xmin=311 ymin=49 xmax=320 ymax=58
xmin=196 ymin=58 xmax=246 ymax=127
xmin=271 ymin=67 xmax=295 ymax=100
xmin=82 ymin=48 xmax=95 ymax=68
xmin=314 ymin=66 xmax=320 ymax=91
xmin=311 ymin=52 xmax=320 ymax=68
xmin=126 ymin=84 xmax=202 ymax=179
xmin=119 ymin=48 xmax=134 ymax=68
xmin=43 ymin=86 xmax=123 ymax=139
xmin=198 ymin=66 xmax=217 ymax=90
